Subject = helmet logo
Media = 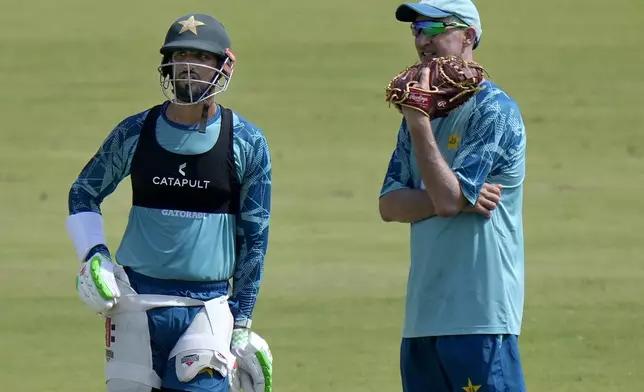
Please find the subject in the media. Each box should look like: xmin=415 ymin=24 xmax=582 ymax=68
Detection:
xmin=178 ymin=16 xmax=205 ymax=35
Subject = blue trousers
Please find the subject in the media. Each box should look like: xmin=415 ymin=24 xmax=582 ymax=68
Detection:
xmin=400 ymin=334 xmax=527 ymax=392
xmin=125 ymin=268 xmax=231 ymax=392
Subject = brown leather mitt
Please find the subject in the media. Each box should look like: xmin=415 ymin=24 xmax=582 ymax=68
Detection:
xmin=384 ymin=55 xmax=487 ymax=118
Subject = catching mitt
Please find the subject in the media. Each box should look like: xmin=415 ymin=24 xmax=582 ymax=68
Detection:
xmin=384 ymin=56 xmax=486 ymax=118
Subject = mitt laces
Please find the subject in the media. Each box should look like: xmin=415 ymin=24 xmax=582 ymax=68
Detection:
xmin=435 ymin=56 xmax=487 ymax=102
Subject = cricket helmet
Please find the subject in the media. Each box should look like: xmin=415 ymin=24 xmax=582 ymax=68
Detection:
xmin=158 ymin=13 xmax=236 ymax=105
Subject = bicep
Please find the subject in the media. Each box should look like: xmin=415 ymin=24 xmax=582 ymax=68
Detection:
xmin=236 ymin=131 xmax=271 ymax=247
xmin=488 ymin=112 xmax=526 ymax=188
xmin=69 ymin=116 xmax=142 ymax=214
xmin=452 ymin=104 xmax=526 ymax=204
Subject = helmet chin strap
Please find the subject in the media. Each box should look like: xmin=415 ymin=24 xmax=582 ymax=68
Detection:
xmin=199 ymin=101 xmax=209 ymax=133
xmin=172 ymin=84 xmax=211 ymax=133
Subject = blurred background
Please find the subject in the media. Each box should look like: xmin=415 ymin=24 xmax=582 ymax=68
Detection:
xmin=1 ymin=0 xmax=643 ymax=390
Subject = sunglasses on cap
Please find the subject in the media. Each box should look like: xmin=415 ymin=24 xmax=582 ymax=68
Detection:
xmin=411 ymin=20 xmax=470 ymax=38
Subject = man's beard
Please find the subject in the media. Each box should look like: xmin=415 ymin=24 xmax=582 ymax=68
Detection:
xmin=174 ymin=81 xmax=211 ymax=103
xmin=173 ymin=69 xmax=212 ymax=103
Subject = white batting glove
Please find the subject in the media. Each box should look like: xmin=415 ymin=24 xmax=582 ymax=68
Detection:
xmin=76 ymin=253 xmax=126 ymax=315
xmin=230 ymin=329 xmax=273 ymax=392
xmin=229 ymin=360 xmax=254 ymax=392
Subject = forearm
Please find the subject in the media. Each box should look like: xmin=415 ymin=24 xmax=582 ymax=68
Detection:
xmin=66 ymin=152 xmax=127 ymax=259
xmin=67 ymin=184 xmax=111 ymax=261
xmin=231 ymin=246 xmax=266 ymax=327
xmin=68 ymin=181 xmax=103 ymax=215
xmin=405 ymin=115 xmax=466 ymax=217
xmin=379 ymin=188 xmax=436 ymax=223
xmin=231 ymin=178 xmax=270 ymax=326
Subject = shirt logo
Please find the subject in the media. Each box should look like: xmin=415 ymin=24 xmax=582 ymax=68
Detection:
xmin=448 ymin=132 xmax=461 ymax=151
xmin=161 ymin=209 xmax=207 ymax=219
xmin=152 ymin=163 xmax=211 ymax=189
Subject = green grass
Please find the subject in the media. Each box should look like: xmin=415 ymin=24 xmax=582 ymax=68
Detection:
xmin=1 ymin=0 xmax=643 ymax=390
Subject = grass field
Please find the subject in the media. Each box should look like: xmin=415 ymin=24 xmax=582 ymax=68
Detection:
xmin=1 ymin=0 xmax=643 ymax=390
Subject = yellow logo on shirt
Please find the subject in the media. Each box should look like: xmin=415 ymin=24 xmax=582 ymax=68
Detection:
xmin=448 ymin=132 xmax=461 ymax=150
xmin=462 ymin=378 xmax=481 ymax=392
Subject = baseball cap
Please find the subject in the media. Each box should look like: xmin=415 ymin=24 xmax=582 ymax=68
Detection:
xmin=395 ymin=0 xmax=483 ymax=48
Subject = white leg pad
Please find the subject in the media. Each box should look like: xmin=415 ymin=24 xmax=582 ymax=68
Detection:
xmin=104 ymin=284 xmax=162 ymax=390
xmin=169 ymin=296 xmax=235 ymax=383
xmin=106 ymin=379 xmax=153 ymax=392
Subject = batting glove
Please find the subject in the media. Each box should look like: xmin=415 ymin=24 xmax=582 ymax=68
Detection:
xmin=230 ymin=328 xmax=273 ymax=392
xmin=76 ymin=253 xmax=127 ymax=315
xmin=229 ymin=360 xmax=253 ymax=392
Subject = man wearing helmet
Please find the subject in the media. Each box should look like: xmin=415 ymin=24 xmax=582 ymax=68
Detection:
xmin=66 ymin=13 xmax=273 ymax=392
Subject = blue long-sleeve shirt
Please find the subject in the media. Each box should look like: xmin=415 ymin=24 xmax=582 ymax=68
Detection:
xmin=68 ymin=103 xmax=271 ymax=326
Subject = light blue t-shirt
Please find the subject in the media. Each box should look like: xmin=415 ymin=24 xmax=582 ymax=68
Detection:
xmin=68 ymin=102 xmax=271 ymax=326
xmin=380 ymin=81 xmax=527 ymax=337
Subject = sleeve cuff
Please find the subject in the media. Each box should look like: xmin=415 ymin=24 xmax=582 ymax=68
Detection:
xmin=234 ymin=318 xmax=252 ymax=328
xmin=455 ymin=172 xmax=479 ymax=206
xmin=380 ymin=183 xmax=408 ymax=198
xmin=85 ymin=244 xmax=111 ymax=261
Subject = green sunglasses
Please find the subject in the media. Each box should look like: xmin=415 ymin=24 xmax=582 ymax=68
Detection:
xmin=411 ymin=20 xmax=470 ymax=38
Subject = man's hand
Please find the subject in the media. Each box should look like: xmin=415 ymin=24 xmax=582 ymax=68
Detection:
xmin=400 ymin=67 xmax=432 ymax=125
xmin=229 ymin=361 xmax=253 ymax=392
xmin=230 ymin=328 xmax=273 ymax=392
xmin=386 ymin=57 xmax=486 ymax=120
xmin=76 ymin=253 xmax=126 ymax=314
xmin=463 ymin=183 xmax=503 ymax=219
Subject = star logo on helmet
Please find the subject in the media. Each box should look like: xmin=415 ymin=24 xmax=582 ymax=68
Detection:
xmin=178 ymin=16 xmax=205 ymax=35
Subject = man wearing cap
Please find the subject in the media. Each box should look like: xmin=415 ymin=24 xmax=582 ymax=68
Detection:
xmin=66 ymin=13 xmax=273 ymax=392
xmin=379 ymin=1 xmax=528 ymax=391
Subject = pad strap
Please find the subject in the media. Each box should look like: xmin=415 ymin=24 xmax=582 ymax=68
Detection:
xmin=66 ymin=211 xmax=107 ymax=261
xmin=106 ymin=294 xmax=207 ymax=315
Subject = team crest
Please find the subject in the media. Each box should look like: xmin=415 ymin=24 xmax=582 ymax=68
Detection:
xmin=178 ymin=16 xmax=205 ymax=35
xmin=448 ymin=132 xmax=461 ymax=150
xmin=462 ymin=378 xmax=481 ymax=392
